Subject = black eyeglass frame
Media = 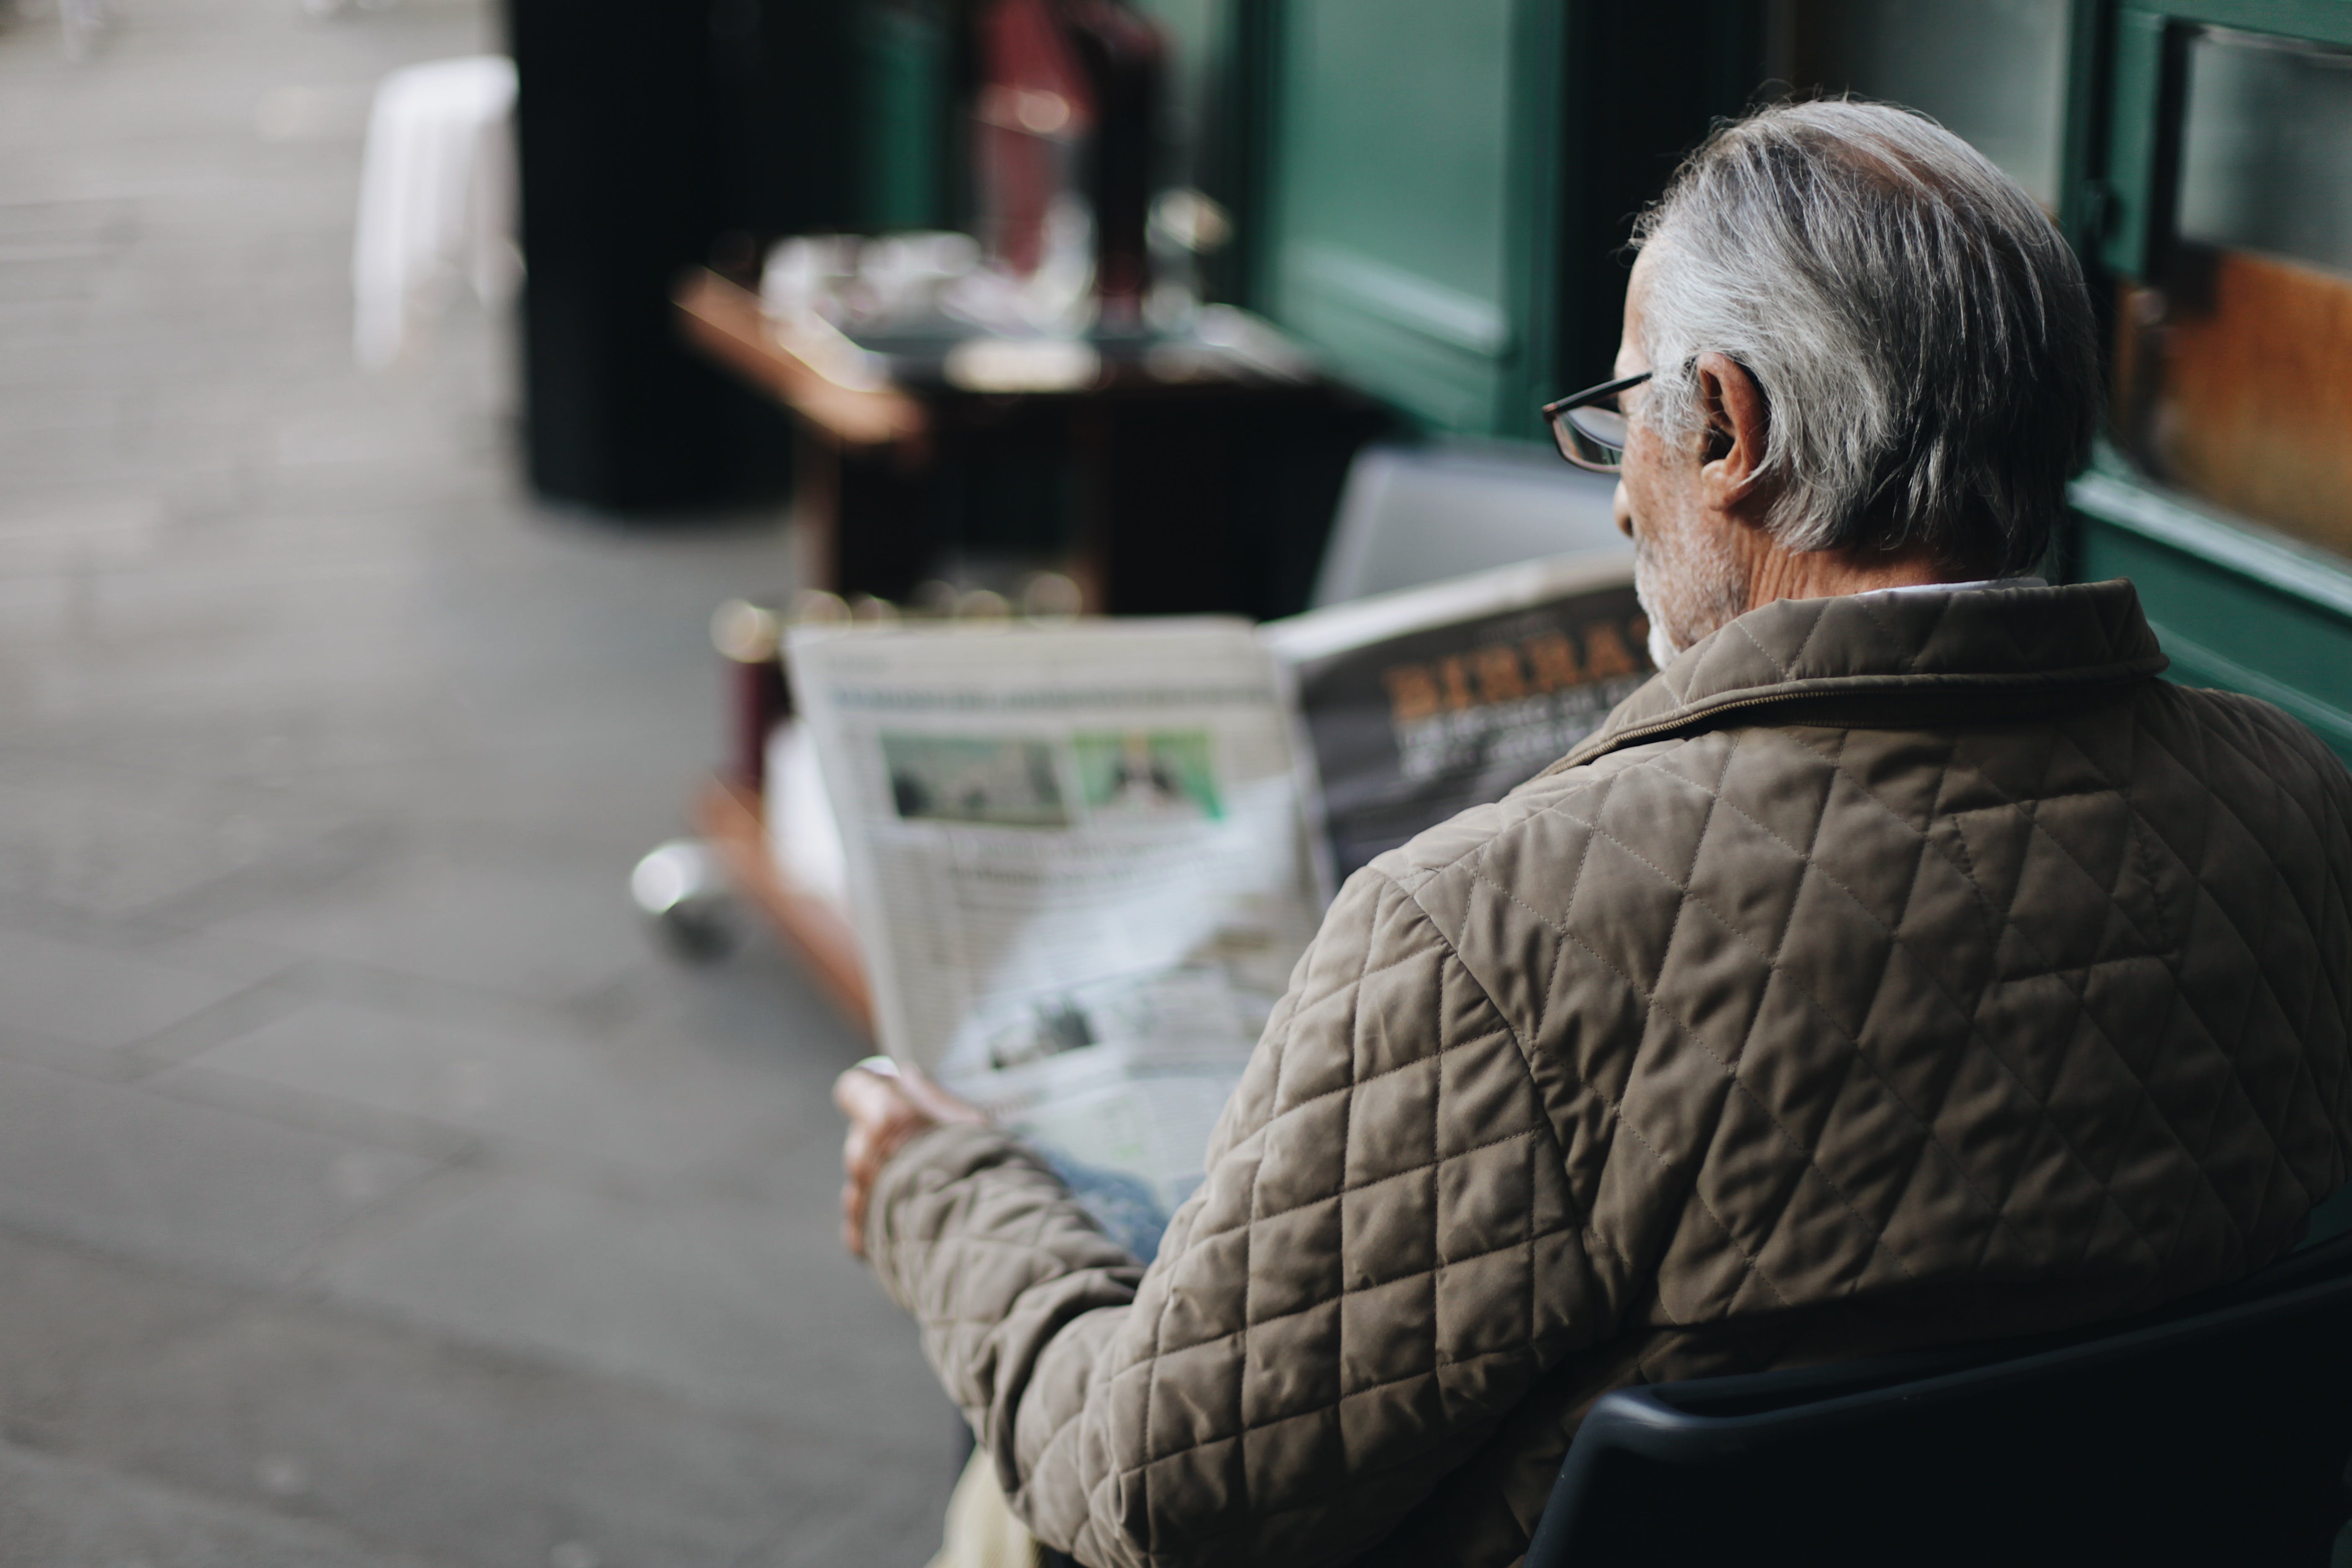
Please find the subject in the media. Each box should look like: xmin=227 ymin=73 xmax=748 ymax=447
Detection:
xmin=1540 ymin=370 xmax=1651 ymax=474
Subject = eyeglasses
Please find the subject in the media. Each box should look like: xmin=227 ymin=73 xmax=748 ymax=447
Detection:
xmin=1541 ymin=371 xmax=1650 ymax=473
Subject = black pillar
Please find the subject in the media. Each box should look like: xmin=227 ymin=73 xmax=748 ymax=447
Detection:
xmin=504 ymin=0 xmax=836 ymax=512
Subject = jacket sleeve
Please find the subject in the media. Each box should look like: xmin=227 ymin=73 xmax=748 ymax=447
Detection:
xmin=864 ymin=867 xmax=1607 ymax=1568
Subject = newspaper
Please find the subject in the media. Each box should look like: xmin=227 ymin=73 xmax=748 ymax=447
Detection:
xmin=784 ymin=555 xmax=1649 ymax=1225
xmin=1262 ymin=552 xmax=1652 ymax=880
xmin=787 ymin=619 xmax=1324 ymax=1215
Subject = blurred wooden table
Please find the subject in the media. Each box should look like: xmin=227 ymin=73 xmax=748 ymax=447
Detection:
xmin=676 ymin=268 xmax=1386 ymax=1006
xmin=675 ymin=267 xmax=1387 ymax=618
xmin=676 ymin=269 xmax=927 ymax=451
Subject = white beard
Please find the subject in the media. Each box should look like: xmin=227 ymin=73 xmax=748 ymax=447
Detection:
xmin=1632 ymin=521 xmax=1747 ymax=672
xmin=1641 ymin=606 xmax=1684 ymax=673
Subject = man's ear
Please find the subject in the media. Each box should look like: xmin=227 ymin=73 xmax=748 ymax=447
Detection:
xmin=1691 ymin=351 xmax=1770 ymax=511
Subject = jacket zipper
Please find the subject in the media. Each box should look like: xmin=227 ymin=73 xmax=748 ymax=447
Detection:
xmin=1556 ymin=691 xmax=1797 ymax=773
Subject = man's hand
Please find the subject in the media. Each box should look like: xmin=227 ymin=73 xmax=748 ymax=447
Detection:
xmin=833 ymin=1059 xmax=987 ymax=1257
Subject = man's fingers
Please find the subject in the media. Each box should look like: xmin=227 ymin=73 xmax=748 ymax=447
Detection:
xmin=833 ymin=1065 xmax=902 ymax=1122
xmin=834 ymin=1060 xmax=964 ymax=1261
xmin=841 ymin=1179 xmax=867 ymax=1257
xmin=843 ymin=1122 xmax=897 ymax=1189
xmin=897 ymin=1065 xmax=986 ymax=1126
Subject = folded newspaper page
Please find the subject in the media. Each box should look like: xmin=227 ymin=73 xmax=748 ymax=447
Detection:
xmin=784 ymin=554 xmax=1648 ymax=1230
xmin=787 ymin=619 xmax=1325 ymax=1217
xmin=1261 ymin=552 xmax=1651 ymax=881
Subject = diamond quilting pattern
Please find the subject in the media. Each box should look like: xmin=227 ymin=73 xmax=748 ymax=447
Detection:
xmin=865 ymin=583 xmax=2352 ymax=1568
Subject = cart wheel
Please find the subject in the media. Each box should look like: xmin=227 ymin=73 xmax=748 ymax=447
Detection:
xmin=630 ymin=839 xmax=738 ymax=962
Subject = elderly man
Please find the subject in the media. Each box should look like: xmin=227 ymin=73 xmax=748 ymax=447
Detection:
xmin=834 ymin=100 xmax=2352 ymax=1568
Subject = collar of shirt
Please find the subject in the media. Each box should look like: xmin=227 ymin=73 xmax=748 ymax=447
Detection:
xmin=1860 ymin=576 xmax=2048 ymax=596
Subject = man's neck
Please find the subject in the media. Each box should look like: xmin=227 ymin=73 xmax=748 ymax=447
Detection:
xmin=1741 ymin=536 xmax=1985 ymax=612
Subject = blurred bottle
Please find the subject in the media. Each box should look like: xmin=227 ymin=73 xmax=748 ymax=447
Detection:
xmin=1058 ymin=0 xmax=1162 ymax=330
xmin=970 ymin=0 xmax=1164 ymax=331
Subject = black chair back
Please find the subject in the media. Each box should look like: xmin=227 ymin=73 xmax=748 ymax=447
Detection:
xmin=1527 ymin=1237 xmax=2352 ymax=1567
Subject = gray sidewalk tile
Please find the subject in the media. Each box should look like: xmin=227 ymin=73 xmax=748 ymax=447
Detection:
xmin=0 ymin=1226 xmax=951 ymax=1568
xmin=0 ymin=1441 xmax=452 ymax=1568
xmin=304 ymin=1167 xmax=949 ymax=1434
xmin=0 ymin=1054 xmax=438 ymax=1277
xmin=162 ymin=996 xmax=792 ymax=1173
xmin=204 ymin=849 xmax=655 ymax=1005
xmin=0 ymin=926 xmax=261 ymax=1052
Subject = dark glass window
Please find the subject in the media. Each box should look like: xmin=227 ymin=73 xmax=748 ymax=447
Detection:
xmin=2113 ymin=27 xmax=2352 ymax=560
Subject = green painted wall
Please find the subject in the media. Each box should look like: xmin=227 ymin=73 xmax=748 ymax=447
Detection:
xmin=1261 ymin=0 xmax=1527 ymax=433
xmin=2067 ymin=0 xmax=2352 ymax=765
xmin=857 ymin=0 xmax=954 ymax=232
xmin=1242 ymin=0 xmax=1753 ymax=439
xmin=2077 ymin=512 xmax=2352 ymax=763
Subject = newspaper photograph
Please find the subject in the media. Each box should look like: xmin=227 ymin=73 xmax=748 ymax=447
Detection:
xmin=787 ymin=619 xmax=1323 ymax=1215
xmin=1262 ymin=552 xmax=1652 ymax=880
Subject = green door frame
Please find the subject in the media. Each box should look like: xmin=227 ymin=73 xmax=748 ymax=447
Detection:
xmin=1245 ymin=0 xmax=1567 ymax=438
xmin=2059 ymin=0 xmax=2352 ymax=761
xmin=1239 ymin=0 xmax=1756 ymax=442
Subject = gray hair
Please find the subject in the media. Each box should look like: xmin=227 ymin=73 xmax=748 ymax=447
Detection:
xmin=1632 ymin=100 xmax=2099 ymax=575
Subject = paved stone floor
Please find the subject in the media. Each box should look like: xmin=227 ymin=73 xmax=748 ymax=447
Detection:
xmin=0 ymin=0 xmax=964 ymax=1561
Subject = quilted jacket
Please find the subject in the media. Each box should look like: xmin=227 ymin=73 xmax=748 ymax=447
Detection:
xmin=866 ymin=579 xmax=2352 ymax=1568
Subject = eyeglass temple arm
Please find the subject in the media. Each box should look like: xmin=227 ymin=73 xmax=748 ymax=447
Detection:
xmin=1542 ymin=369 xmax=1653 ymax=417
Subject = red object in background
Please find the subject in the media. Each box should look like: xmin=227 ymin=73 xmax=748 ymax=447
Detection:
xmin=971 ymin=0 xmax=1163 ymax=319
xmin=973 ymin=0 xmax=1094 ymax=279
xmin=732 ymin=657 xmax=789 ymax=792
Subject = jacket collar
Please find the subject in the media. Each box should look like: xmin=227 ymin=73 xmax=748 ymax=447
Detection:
xmin=1555 ymin=579 xmax=2169 ymax=771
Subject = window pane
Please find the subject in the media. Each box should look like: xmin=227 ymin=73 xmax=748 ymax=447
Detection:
xmin=2112 ymin=26 xmax=2352 ymax=562
xmin=1264 ymin=0 xmax=1519 ymax=431
xmin=1795 ymin=0 xmax=2068 ymax=206
xmin=2178 ymin=28 xmax=2352 ymax=278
